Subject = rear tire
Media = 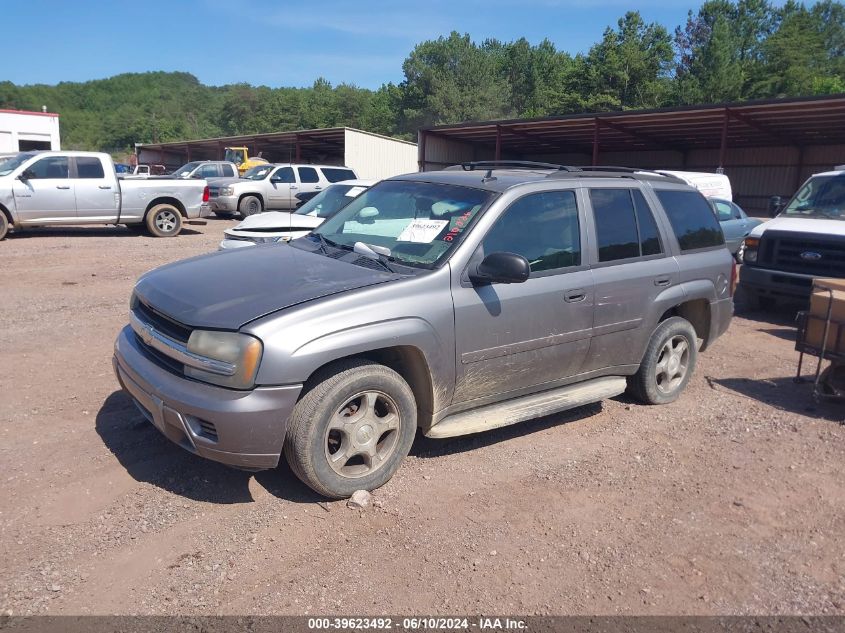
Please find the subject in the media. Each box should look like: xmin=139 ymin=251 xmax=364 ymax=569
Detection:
xmin=238 ymin=195 xmax=263 ymax=217
xmin=628 ymin=316 xmax=698 ymax=405
xmin=145 ymin=204 xmax=183 ymax=237
xmin=284 ymin=359 xmax=417 ymax=499
xmin=0 ymin=213 xmax=8 ymax=241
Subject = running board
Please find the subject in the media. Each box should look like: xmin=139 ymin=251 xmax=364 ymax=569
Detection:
xmin=425 ymin=376 xmax=627 ymax=439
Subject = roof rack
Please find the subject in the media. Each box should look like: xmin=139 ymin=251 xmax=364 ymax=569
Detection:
xmin=545 ymin=165 xmax=687 ymax=184
xmin=454 ymin=160 xmax=580 ymax=172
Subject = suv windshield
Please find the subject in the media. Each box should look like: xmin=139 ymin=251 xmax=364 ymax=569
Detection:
xmin=172 ymin=161 xmax=201 ymax=178
xmin=243 ymin=165 xmax=274 ymax=180
xmin=784 ymin=175 xmax=845 ymax=220
xmin=0 ymin=153 xmax=35 ymax=177
xmin=295 ymin=183 xmax=369 ymax=219
xmin=312 ymin=180 xmax=494 ymax=268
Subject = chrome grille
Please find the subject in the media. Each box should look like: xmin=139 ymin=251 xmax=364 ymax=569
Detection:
xmin=758 ymin=231 xmax=845 ymax=277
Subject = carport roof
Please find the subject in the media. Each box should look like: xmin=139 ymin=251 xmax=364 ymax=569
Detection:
xmin=136 ymin=127 xmax=414 ymax=155
xmin=420 ymin=94 xmax=845 ymax=154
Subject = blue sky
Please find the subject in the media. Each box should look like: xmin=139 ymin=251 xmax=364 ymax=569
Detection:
xmin=6 ymin=0 xmax=707 ymax=89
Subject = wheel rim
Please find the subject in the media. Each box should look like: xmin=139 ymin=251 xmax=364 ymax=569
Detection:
xmin=654 ymin=335 xmax=690 ymax=395
xmin=324 ymin=390 xmax=401 ymax=479
xmin=155 ymin=209 xmax=178 ymax=233
xmin=248 ymin=199 xmax=259 ymax=214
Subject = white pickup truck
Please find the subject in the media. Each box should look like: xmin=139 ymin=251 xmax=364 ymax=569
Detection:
xmin=0 ymin=151 xmax=211 ymax=240
xmin=740 ymin=167 xmax=845 ymax=307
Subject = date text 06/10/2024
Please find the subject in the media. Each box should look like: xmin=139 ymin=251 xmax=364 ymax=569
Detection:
xmin=306 ymin=617 xmax=528 ymax=630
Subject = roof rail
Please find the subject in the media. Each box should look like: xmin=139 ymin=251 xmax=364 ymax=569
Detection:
xmin=455 ymin=160 xmax=580 ymax=172
xmin=544 ymin=165 xmax=687 ymax=184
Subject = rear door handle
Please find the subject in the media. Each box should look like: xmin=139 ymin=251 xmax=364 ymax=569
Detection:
xmin=99 ymin=185 xmax=112 ymax=190
xmin=654 ymin=276 xmax=672 ymax=287
xmin=564 ymin=288 xmax=586 ymax=302
xmin=56 ymin=185 xmax=71 ymax=190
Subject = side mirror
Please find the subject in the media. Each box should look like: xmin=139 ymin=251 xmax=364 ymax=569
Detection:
xmin=469 ymin=252 xmax=530 ymax=285
xmin=17 ymin=170 xmax=31 ymax=181
xmin=768 ymin=195 xmax=783 ymax=218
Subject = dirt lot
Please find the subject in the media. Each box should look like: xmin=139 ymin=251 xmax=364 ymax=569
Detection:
xmin=1 ymin=219 xmax=843 ymax=617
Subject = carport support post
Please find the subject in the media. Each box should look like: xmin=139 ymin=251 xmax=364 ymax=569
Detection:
xmin=719 ymin=109 xmax=729 ymax=170
xmin=417 ymin=131 xmax=427 ymax=172
xmin=216 ymin=142 xmax=223 ymax=161
xmin=592 ymin=119 xmax=600 ymax=166
xmin=495 ymin=125 xmax=502 ymax=162
xmin=186 ymin=145 xmax=192 ymax=162
xmin=295 ymin=135 xmax=301 ymax=162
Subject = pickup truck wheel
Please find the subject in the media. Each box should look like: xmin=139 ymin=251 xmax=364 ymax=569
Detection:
xmin=145 ymin=204 xmax=183 ymax=237
xmin=627 ymin=316 xmax=698 ymax=405
xmin=284 ymin=359 xmax=417 ymax=499
xmin=239 ymin=195 xmax=262 ymax=217
xmin=0 ymin=213 xmax=8 ymax=240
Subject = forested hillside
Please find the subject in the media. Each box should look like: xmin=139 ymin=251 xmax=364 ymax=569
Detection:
xmin=1 ymin=0 xmax=842 ymax=153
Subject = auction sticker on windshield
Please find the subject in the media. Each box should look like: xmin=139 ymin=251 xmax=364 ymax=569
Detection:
xmin=397 ymin=219 xmax=448 ymax=243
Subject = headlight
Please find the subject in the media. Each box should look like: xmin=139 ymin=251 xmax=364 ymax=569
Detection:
xmin=219 ymin=186 xmax=234 ymax=196
xmin=273 ymin=235 xmax=291 ymax=243
xmin=184 ymin=330 xmax=262 ymax=389
xmin=744 ymin=237 xmax=759 ymax=263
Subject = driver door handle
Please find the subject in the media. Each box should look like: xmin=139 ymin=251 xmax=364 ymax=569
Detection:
xmin=98 ymin=185 xmax=112 ymax=190
xmin=564 ymin=289 xmax=586 ymax=303
xmin=56 ymin=185 xmax=71 ymax=190
xmin=654 ymin=276 xmax=672 ymax=287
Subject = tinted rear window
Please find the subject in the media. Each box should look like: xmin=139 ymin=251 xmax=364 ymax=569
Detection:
xmin=655 ymin=190 xmax=724 ymax=251
xmin=321 ymin=168 xmax=356 ymax=183
xmin=76 ymin=157 xmax=105 ymax=179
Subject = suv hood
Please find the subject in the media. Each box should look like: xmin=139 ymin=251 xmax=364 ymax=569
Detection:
xmin=750 ymin=215 xmax=845 ymax=238
xmin=134 ymin=245 xmax=400 ymax=329
xmin=225 ymin=211 xmax=322 ymax=234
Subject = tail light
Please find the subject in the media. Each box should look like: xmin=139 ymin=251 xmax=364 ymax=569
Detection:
xmin=202 ymin=186 xmax=210 ymax=203
xmin=730 ymin=260 xmax=738 ymax=297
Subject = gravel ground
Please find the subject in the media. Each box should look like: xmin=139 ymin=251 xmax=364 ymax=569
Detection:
xmin=0 ymin=220 xmax=843 ymax=617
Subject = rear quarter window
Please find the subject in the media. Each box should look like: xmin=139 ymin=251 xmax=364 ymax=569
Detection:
xmin=655 ymin=189 xmax=724 ymax=251
xmin=321 ymin=168 xmax=356 ymax=183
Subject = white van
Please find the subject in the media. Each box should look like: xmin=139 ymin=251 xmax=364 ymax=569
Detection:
xmin=657 ymin=170 xmax=732 ymax=201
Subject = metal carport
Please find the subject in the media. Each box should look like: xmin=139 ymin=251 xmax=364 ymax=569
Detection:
xmin=418 ymin=94 xmax=845 ymax=215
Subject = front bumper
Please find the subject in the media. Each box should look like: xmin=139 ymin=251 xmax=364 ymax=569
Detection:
xmin=113 ymin=325 xmax=302 ymax=469
xmin=210 ymin=196 xmax=238 ymax=213
xmin=739 ymin=265 xmax=816 ymax=299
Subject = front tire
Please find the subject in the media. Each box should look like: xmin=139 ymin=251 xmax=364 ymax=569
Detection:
xmin=628 ymin=316 xmax=698 ymax=405
xmin=145 ymin=204 xmax=183 ymax=237
xmin=238 ymin=195 xmax=263 ymax=217
xmin=284 ymin=359 xmax=417 ymax=499
xmin=0 ymin=213 xmax=8 ymax=240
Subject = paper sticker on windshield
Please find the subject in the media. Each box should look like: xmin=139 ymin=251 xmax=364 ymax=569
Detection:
xmin=344 ymin=186 xmax=366 ymax=197
xmin=396 ymin=219 xmax=448 ymax=243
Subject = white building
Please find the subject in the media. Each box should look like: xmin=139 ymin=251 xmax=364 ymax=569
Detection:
xmin=0 ymin=109 xmax=61 ymax=153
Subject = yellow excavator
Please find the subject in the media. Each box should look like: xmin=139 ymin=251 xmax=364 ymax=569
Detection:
xmin=224 ymin=147 xmax=269 ymax=175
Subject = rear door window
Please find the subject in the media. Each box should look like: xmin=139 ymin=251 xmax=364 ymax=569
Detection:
xmin=298 ymin=167 xmax=320 ymax=183
xmin=656 ymin=189 xmax=724 ymax=250
xmin=321 ymin=167 xmax=356 ymax=183
xmin=75 ymin=157 xmax=105 ymax=179
xmin=196 ymin=164 xmax=219 ymax=178
xmin=590 ymin=188 xmax=664 ymax=262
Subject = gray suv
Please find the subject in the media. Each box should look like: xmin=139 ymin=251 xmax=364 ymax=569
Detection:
xmin=113 ymin=162 xmax=734 ymax=498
